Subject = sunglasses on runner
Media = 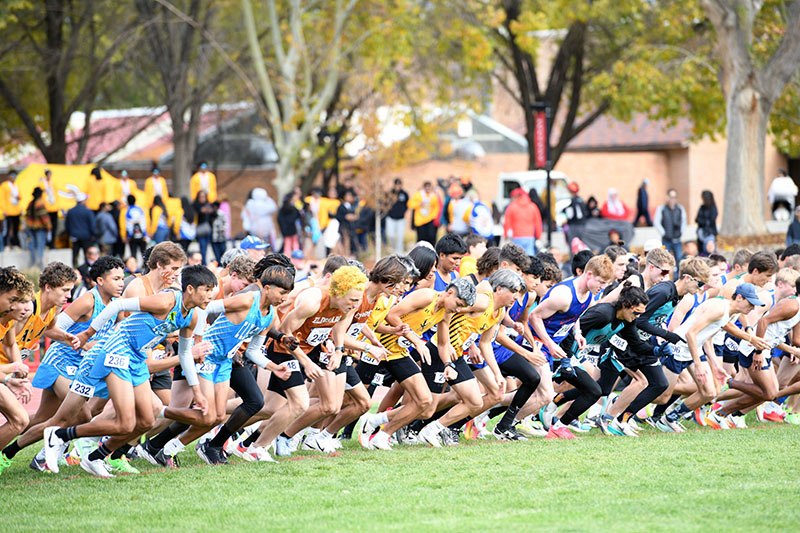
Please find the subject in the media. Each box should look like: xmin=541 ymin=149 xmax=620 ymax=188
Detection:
xmin=690 ymin=277 xmax=705 ymax=289
xmin=649 ymin=261 xmax=671 ymax=276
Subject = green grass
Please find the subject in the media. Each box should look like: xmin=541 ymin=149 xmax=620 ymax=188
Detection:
xmin=4 ymin=421 xmax=800 ymax=532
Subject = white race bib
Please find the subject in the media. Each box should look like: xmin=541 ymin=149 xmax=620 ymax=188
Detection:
xmin=397 ymin=336 xmax=413 ymax=349
xmin=461 ymin=333 xmax=479 ymax=352
xmin=306 ymin=327 xmax=332 ymax=347
xmin=69 ymin=380 xmax=95 ymax=398
xmin=724 ymin=337 xmax=740 ymax=352
xmin=226 ymin=341 xmax=245 ymax=359
xmin=347 ymin=323 xmax=365 ymax=338
xmin=284 ymin=360 xmax=300 ymax=372
xmin=553 ymin=323 xmax=573 ymax=339
xmin=104 ymin=352 xmax=130 ymax=370
xmin=739 ymin=340 xmax=755 ymax=356
xmin=371 ymin=373 xmax=385 ymax=386
xmin=609 ymin=334 xmax=628 ymax=352
xmin=318 ymin=351 xmax=330 ymax=365
xmin=361 ymin=353 xmax=379 ymax=365
xmin=65 ymin=365 xmax=77 ymax=376
xmin=20 ymin=348 xmax=33 ymax=360
xmin=673 ymin=343 xmax=692 ymax=361
xmin=433 ymin=371 xmax=446 ymax=384
xmin=196 ymin=361 xmax=216 ymax=374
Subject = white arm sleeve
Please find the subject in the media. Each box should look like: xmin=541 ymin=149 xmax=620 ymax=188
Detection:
xmin=89 ymin=298 xmax=140 ymax=332
xmin=56 ymin=312 xmax=76 ymax=331
xmin=244 ymin=335 xmax=268 ymax=368
xmin=178 ymin=335 xmax=199 ymax=387
xmin=204 ymin=299 xmax=225 ymax=317
xmin=192 ymin=309 xmax=208 ymax=337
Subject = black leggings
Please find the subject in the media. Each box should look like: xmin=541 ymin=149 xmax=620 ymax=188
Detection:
xmin=624 ymin=364 xmax=669 ymax=417
xmin=496 ymin=354 xmax=541 ymax=429
xmin=208 ymin=364 xmax=265 ymax=448
xmin=596 ymin=357 xmax=623 ymax=397
xmin=553 ymin=366 xmax=602 ymax=425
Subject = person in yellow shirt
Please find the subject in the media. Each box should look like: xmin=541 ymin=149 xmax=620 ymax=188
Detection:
xmin=190 ymin=162 xmax=217 ymax=203
xmin=144 ymin=164 xmax=170 ymax=208
xmin=112 ymin=170 xmax=140 ymax=206
xmin=407 ymin=181 xmax=441 ymax=247
xmin=0 ymin=170 xmax=22 ymax=248
xmin=304 ymin=186 xmax=341 ymax=231
xmin=460 ymin=234 xmax=487 ymax=279
xmin=147 ymin=196 xmax=171 ymax=243
xmin=39 ymin=169 xmax=60 ymax=249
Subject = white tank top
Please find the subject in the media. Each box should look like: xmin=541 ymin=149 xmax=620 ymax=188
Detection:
xmin=764 ymin=297 xmax=800 ymax=349
xmin=673 ymin=298 xmax=738 ymax=361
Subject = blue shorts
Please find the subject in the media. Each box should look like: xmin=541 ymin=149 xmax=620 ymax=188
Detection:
xmin=493 ymin=344 xmax=514 ymax=366
xmin=31 ymin=361 xmax=74 ymax=390
xmin=714 ymin=343 xmax=724 ymax=358
xmin=198 ymin=357 xmax=232 ymax=384
xmin=738 ymin=352 xmax=772 ymax=370
xmin=69 ymin=355 xmax=109 ymax=399
xmin=661 ymin=355 xmax=693 ymax=375
xmin=88 ymin=348 xmax=150 ymax=388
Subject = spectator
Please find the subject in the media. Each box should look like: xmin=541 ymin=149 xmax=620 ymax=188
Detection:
xmin=109 ymin=200 xmax=125 ymax=257
xmin=123 ymin=194 xmax=148 ymax=262
xmin=683 ymin=240 xmax=699 ymax=258
xmin=608 ymin=229 xmax=626 ymax=249
xmin=503 ymin=187 xmax=542 ymax=255
xmin=25 ymin=187 xmax=51 ymax=268
xmin=190 ymin=161 xmax=217 ymax=203
xmin=177 ymin=197 xmax=196 ymax=251
xmin=218 ymin=194 xmax=232 ymax=241
xmin=563 ymin=182 xmax=588 ymax=226
xmin=586 ymin=195 xmax=601 ymax=218
xmin=539 ymin=187 xmax=557 ymax=227
xmin=39 ymin=168 xmax=59 ymax=248
xmin=187 ymin=251 xmax=203 ymax=266
xmin=600 ymin=188 xmax=631 ymax=220
xmin=408 ymin=181 xmax=441 ymax=247
xmin=768 ymin=169 xmax=798 ymax=221
xmin=1 ymin=170 xmax=22 ymax=248
xmin=148 ymin=195 xmax=171 ymax=244
xmin=113 ymin=169 xmax=139 ymax=206
xmin=77 ymin=245 xmax=100 ymax=287
xmin=786 ymin=206 xmax=800 ymax=246
xmin=240 ymin=235 xmax=269 ymax=261
xmin=65 ymin=189 xmax=96 ymax=267
xmin=336 ymin=189 xmax=358 ymax=255
xmin=210 ymin=201 xmax=229 ymax=262
xmin=193 ymin=190 xmax=215 ymax=264
xmin=634 ymin=178 xmax=652 ymax=226
xmin=354 ymin=192 xmax=374 ymax=253
xmin=242 ymin=187 xmax=278 ymax=250
xmin=695 ymin=189 xmax=718 ymax=252
xmin=124 ymin=256 xmax=139 ymax=276
xmin=278 ymin=191 xmax=302 ymax=257
xmin=385 ymin=177 xmax=409 ymax=252
xmin=447 ymin=183 xmax=472 ymax=237
xmin=528 ymin=188 xmax=549 ymax=227
xmin=654 ymin=188 xmax=687 ymax=264
xmin=466 ymin=189 xmax=493 ymax=241
xmin=95 ymin=203 xmax=118 ymax=254
xmin=144 ymin=163 xmax=170 ymax=208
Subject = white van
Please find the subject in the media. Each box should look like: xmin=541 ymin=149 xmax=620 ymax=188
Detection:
xmin=494 ymin=170 xmax=571 ymax=227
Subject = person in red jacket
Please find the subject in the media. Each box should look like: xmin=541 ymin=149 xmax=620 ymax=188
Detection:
xmin=503 ymin=188 xmax=542 ymax=255
xmin=600 ymin=188 xmax=631 ymax=221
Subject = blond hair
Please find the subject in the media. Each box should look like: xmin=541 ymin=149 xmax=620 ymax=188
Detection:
xmin=646 ymin=248 xmax=676 ymax=269
xmin=329 ymin=265 xmax=368 ymax=297
xmin=679 ymin=257 xmax=710 ymax=282
xmin=775 ymin=267 xmax=800 ymax=287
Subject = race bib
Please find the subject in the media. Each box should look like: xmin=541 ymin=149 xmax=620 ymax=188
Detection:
xmin=397 ymin=336 xmax=413 ymax=349
xmin=20 ymin=348 xmax=34 ymax=361
xmin=461 ymin=333 xmax=479 ymax=352
xmin=151 ymin=349 xmax=167 ymax=360
xmin=673 ymin=343 xmax=691 ymax=361
xmin=65 ymin=365 xmax=77 ymax=376
xmin=433 ymin=371 xmax=446 ymax=384
xmin=347 ymin=323 xmax=365 ymax=338
xmin=142 ymin=337 xmax=163 ymax=352
xmin=361 ymin=353 xmax=379 ymax=365
xmin=371 ymin=373 xmax=385 ymax=386
xmin=724 ymin=337 xmax=740 ymax=352
xmin=69 ymin=380 xmax=95 ymax=398
xmin=196 ymin=361 xmax=216 ymax=374
xmin=306 ymin=328 xmax=332 ymax=347
xmin=318 ymin=351 xmax=330 ymax=365
xmin=553 ymin=323 xmax=573 ymax=339
xmin=609 ymin=334 xmax=628 ymax=352
xmin=104 ymin=352 xmax=130 ymax=370
xmin=345 ymin=356 xmax=353 ymax=367
xmin=284 ymin=360 xmax=300 ymax=372
xmin=739 ymin=340 xmax=755 ymax=356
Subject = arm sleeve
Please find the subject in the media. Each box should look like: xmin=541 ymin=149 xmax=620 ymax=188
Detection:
xmin=89 ymin=298 xmax=140 ymax=332
xmin=244 ymin=335 xmax=268 ymax=368
xmin=204 ymin=299 xmax=225 ymax=317
xmin=177 ymin=335 xmax=199 ymax=387
xmin=635 ymin=286 xmax=683 ymax=345
xmin=55 ymin=312 xmax=76 ymax=331
xmin=193 ymin=309 xmax=208 ymax=337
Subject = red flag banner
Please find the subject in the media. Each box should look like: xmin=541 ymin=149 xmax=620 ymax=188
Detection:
xmin=533 ymin=110 xmax=547 ymax=169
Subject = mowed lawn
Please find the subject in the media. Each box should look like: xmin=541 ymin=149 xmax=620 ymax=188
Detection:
xmin=3 ymin=421 xmax=799 ymax=532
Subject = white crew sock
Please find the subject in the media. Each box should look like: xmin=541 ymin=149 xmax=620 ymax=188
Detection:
xmin=373 ymin=412 xmax=389 ymax=426
xmin=163 ymin=438 xmax=185 ymax=457
xmin=319 ymin=429 xmax=333 ymax=440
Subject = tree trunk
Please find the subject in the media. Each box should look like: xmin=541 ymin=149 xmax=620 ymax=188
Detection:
xmin=171 ymin=125 xmax=193 ymax=200
xmin=719 ymin=82 xmax=770 ymax=237
xmin=273 ymin=160 xmax=296 ymax=204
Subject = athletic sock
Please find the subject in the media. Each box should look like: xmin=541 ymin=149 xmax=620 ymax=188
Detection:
xmin=319 ymin=429 xmax=333 ymax=440
xmin=373 ymin=412 xmax=389 ymax=426
xmin=149 ymin=422 xmax=189 ymax=450
xmin=448 ymin=417 xmax=470 ymax=431
xmin=666 ymin=402 xmax=690 ymax=423
xmin=487 ymin=406 xmax=507 ymax=420
xmin=163 ymin=438 xmax=185 ymax=457
xmin=87 ymin=443 xmax=113 ymax=462
xmin=241 ymin=430 xmax=261 ymax=448
xmin=3 ymin=441 xmax=21 ymax=459
xmin=55 ymin=426 xmax=77 ymax=442
xmin=653 ymin=395 xmax=678 ymax=418
xmin=208 ymin=424 xmax=236 ymax=449
xmin=110 ymin=444 xmax=131 ymax=460
xmin=553 ymin=392 xmax=565 ymax=406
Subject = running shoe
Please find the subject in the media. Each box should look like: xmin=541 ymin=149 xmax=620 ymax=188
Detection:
xmin=154 ymin=449 xmax=179 ymax=468
xmin=274 ymin=435 xmax=293 ymax=457
xmin=568 ymin=419 xmax=592 ymax=433
xmin=763 ymin=411 xmax=786 ymax=423
xmin=643 ymin=416 xmax=659 ymax=428
xmin=42 ymin=427 xmax=67 ymax=474
xmin=727 ymin=414 xmax=748 ymax=429
xmin=654 ymin=416 xmax=677 ymax=433
xmin=545 ymin=426 xmax=576 ymax=440
xmin=29 ymin=454 xmax=49 ymax=472
xmin=231 ymin=442 xmax=251 ymax=460
xmin=65 ymin=449 xmax=81 ymax=466
xmin=618 ymin=421 xmax=639 ymax=438
xmin=598 ymin=415 xmax=615 ymax=436
xmin=302 ymin=432 xmax=335 ymax=453
xmin=398 ymin=428 xmax=420 ymax=445
xmin=627 ymin=419 xmax=642 ymax=433
xmin=694 ymin=406 xmax=709 ymax=426
xmin=0 ymin=452 xmax=11 ymax=476
xmin=80 ymin=456 xmax=114 ymax=478
xmin=606 ymin=418 xmax=626 ymax=437
xmin=197 ymin=425 xmax=221 ymax=448
xmin=440 ymin=428 xmax=460 ymax=446
xmin=243 ymin=446 xmax=276 ymax=462
xmin=197 ymin=442 xmax=228 ymax=465
xmin=516 ymin=416 xmax=547 ymax=438
xmin=73 ymin=437 xmax=99 ymax=459
xmin=223 ymin=435 xmax=241 ymax=457
xmin=704 ymin=410 xmax=729 ymax=430
xmin=492 ymin=425 xmax=527 ymax=441
xmin=784 ymin=412 xmax=800 ymax=425
xmin=357 ymin=413 xmax=379 ymax=448
xmin=583 ymin=415 xmax=600 ymax=429
xmin=329 ymin=437 xmax=343 ymax=450
xmin=540 ymin=402 xmax=558 ymax=430
xmin=288 ymin=432 xmax=304 ymax=453
xmin=463 ymin=419 xmax=479 ymax=441
xmin=756 ymin=404 xmax=765 ymax=423
xmin=474 ymin=412 xmax=491 ymax=439
xmin=370 ymin=431 xmax=393 ymax=451
xmin=136 ymin=441 xmax=161 ymax=466
xmin=107 ymin=456 xmax=140 ymax=474
xmin=418 ymin=424 xmax=443 ymax=448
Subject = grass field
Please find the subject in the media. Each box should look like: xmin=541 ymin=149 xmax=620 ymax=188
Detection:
xmin=4 ymin=420 xmax=799 ymax=532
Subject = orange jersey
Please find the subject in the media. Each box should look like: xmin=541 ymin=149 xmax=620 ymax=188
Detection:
xmin=274 ymin=290 xmax=345 ymax=354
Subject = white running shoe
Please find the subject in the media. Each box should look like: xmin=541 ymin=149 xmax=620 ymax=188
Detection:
xmin=329 ymin=437 xmax=343 ymax=450
xmin=627 ymin=419 xmax=642 ymax=433
xmin=516 ymin=416 xmax=548 ymax=438
xmin=357 ymin=413 xmax=379 ymax=448
xmin=541 ymin=402 xmax=558 ymax=430
xmin=619 ymin=422 xmax=639 ymax=438
xmin=370 ymin=431 xmax=393 ymax=451
xmin=43 ymin=427 xmax=67 ymax=474
xmin=302 ymin=432 xmax=335 ymax=453
xmin=243 ymin=446 xmax=276 ymax=462
xmin=727 ymin=414 xmax=747 ymax=429
xmin=417 ymin=424 xmax=443 ymax=448
xmin=80 ymin=456 xmax=114 ymax=478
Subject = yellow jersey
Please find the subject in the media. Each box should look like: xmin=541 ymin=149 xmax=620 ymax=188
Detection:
xmin=459 ymin=256 xmax=478 ymax=278
xmin=0 ymin=292 xmax=56 ymax=364
xmin=378 ymin=296 xmax=446 ymax=360
xmin=434 ymin=291 xmax=502 ymax=353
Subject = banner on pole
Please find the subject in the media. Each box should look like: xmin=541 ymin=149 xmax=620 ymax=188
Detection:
xmin=533 ymin=110 xmax=547 ymax=169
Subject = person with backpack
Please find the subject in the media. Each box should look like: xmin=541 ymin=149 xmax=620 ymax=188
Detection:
xmin=123 ymin=194 xmax=148 ymax=262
